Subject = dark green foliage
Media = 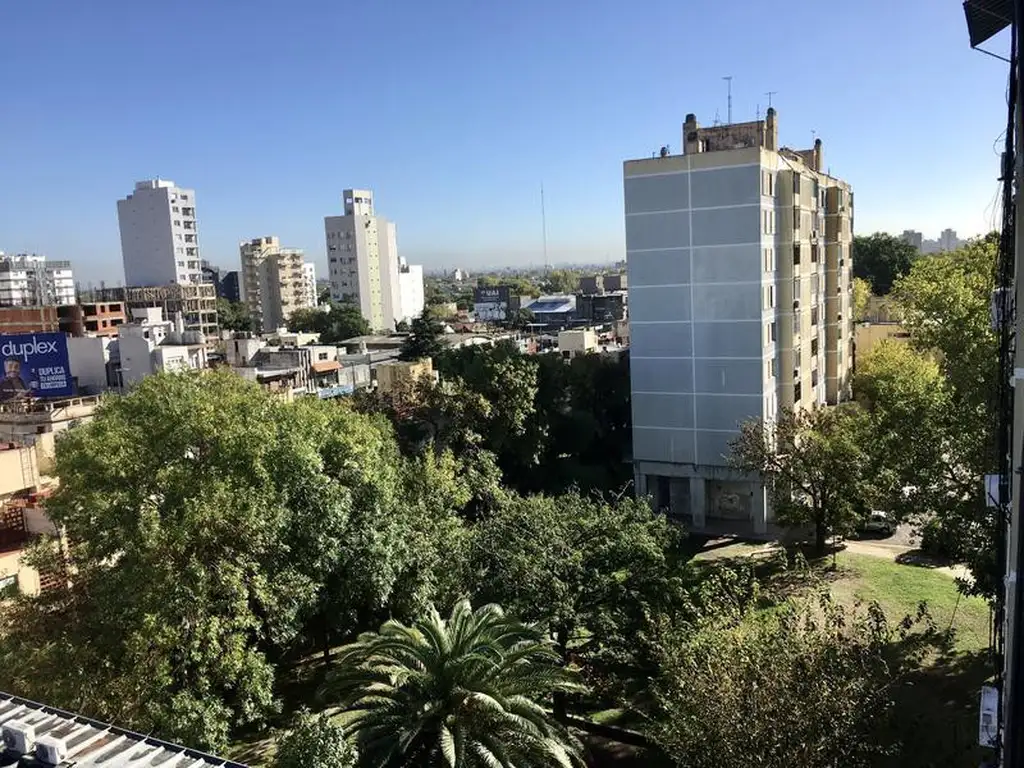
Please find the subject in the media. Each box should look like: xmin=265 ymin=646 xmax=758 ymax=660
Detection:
xmin=852 ymin=233 xmax=918 ymax=295
xmin=398 ymin=309 xmax=446 ymax=361
xmin=322 ymin=599 xmax=584 ymax=768
xmin=288 ymin=302 xmax=370 ymax=343
xmin=275 ymin=712 xmax=356 ymax=768
xmin=216 ymin=298 xmax=255 ymax=332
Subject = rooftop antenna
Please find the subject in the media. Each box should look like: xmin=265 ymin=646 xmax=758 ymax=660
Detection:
xmin=541 ymin=184 xmax=549 ymax=272
xmin=765 ymin=90 xmax=777 ymax=109
xmin=723 ymin=76 xmax=733 ymax=124
xmin=811 ymin=129 xmax=818 ymax=143
xmin=756 ymin=103 xmax=761 ymax=121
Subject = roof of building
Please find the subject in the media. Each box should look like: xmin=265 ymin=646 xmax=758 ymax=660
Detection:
xmin=0 ymin=691 xmax=246 ymax=767
xmin=525 ymin=296 xmax=576 ymax=314
xmin=339 ymin=335 xmax=407 ymax=348
xmin=310 ymin=360 xmax=341 ymax=374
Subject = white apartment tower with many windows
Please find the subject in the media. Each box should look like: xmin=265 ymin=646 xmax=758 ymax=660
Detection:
xmin=117 ymin=179 xmax=202 ymax=286
xmin=324 ymin=189 xmax=424 ymax=331
xmin=625 ymin=109 xmax=854 ymax=536
xmin=0 ymin=253 xmax=76 ymax=306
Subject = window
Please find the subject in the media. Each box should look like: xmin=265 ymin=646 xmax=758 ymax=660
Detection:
xmin=793 ymin=312 xmax=800 ymax=335
xmin=793 ymin=276 xmax=800 ymax=301
xmin=766 ymin=285 xmax=774 ymax=309
xmin=811 ymin=244 xmax=819 ymax=263
xmin=793 ymin=207 xmax=800 ymax=230
xmin=172 ymin=206 xmax=179 ymax=213
xmin=795 ymin=347 xmax=802 ymax=368
xmin=770 ymin=359 xmax=776 ymax=378
xmin=794 ymin=382 xmax=802 ymax=402
xmin=810 ymin=274 xmax=820 ymax=294
xmin=793 ymin=243 xmax=801 ymax=265
xmin=770 ymin=322 xmax=777 ymax=342
xmin=792 ymin=172 xmax=801 ymax=195
xmin=812 ymin=369 xmax=819 ymax=388
xmin=811 ymin=306 xmax=819 ymax=326
xmin=811 ymin=336 xmax=819 ymax=356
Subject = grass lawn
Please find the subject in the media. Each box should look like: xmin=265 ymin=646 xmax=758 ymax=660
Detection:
xmin=828 ymin=551 xmax=991 ymax=653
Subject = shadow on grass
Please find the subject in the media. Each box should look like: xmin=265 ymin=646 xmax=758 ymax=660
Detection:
xmin=895 ymin=548 xmax=954 ymax=570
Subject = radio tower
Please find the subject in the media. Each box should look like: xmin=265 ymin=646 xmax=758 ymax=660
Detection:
xmin=723 ymin=76 xmax=733 ymax=124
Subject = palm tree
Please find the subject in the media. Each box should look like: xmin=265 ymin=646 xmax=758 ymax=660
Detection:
xmin=321 ymin=599 xmax=585 ymax=768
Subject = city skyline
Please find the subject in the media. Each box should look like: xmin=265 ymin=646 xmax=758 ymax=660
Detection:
xmin=0 ymin=0 xmax=1009 ymax=284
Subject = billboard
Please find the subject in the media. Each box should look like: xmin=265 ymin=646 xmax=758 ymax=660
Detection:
xmin=0 ymin=333 xmax=73 ymax=401
xmin=473 ymin=286 xmax=513 ymax=322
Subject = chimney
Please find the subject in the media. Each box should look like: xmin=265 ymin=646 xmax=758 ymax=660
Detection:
xmin=813 ymin=138 xmax=823 ymax=172
xmin=683 ymin=113 xmax=701 ymax=155
xmin=765 ymin=108 xmax=778 ymax=151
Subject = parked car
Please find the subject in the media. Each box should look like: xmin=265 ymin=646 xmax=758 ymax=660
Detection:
xmin=860 ymin=510 xmax=895 ymax=536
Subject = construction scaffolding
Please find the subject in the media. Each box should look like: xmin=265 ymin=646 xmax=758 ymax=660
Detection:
xmin=92 ymin=284 xmax=219 ymax=339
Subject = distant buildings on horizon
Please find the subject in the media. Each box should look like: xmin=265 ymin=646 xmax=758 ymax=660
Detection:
xmin=900 ymin=228 xmax=964 ymax=254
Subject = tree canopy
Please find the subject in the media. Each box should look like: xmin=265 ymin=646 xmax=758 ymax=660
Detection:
xmin=216 ymin=298 xmax=255 ymax=333
xmin=275 ymin=712 xmax=356 ymax=768
xmin=399 ymin=309 xmax=447 ymax=361
xmin=288 ymin=302 xmax=370 ymax=343
xmin=731 ymin=406 xmax=872 ymax=555
xmin=852 ymin=233 xmax=918 ymax=295
xmin=0 ymin=371 xmax=466 ymax=750
xmin=322 ymin=599 xmax=584 ymax=768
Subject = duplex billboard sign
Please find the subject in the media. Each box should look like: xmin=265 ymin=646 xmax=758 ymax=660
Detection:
xmin=0 ymin=333 xmax=73 ymax=400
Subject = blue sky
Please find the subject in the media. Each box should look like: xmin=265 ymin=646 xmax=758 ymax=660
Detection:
xmin=0 ymin=0 xmax=1010 ymax=284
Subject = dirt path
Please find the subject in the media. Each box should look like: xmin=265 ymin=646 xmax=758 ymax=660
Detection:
xmin=842 ymin=532 xmax=971 ymax=581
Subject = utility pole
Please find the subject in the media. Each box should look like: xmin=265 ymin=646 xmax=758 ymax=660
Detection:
xmin=541 ymin=184 xmax=549 ymax=273
xmin=723 ymin=76 xmax=733 ymax=124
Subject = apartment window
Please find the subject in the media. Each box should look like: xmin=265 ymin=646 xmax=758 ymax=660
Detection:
xmin=811 ymin=273 xmax=820 ymax=294
xmin=811 ymin=306 xmax=819 ymax=326
xmin=811 ymin=369 xmax=819 ymax=388
xmin=811 ymin=337 xmax=819 ymax=356
xmin=795 ymin=347 xmax=802 ymax=368
xmin=177 ymin=261 xmax=185 ymax=267
xmin=793 ymin=172 xmax=801 ymax=195
xmin=793 ymin=276 xmax=800 ymax=302
xmin=769 ymin=173 xmax=774 ymax=196
xmin=794 ymin=382 xmax=802 ymax=402
xmin=770 ymin=359 xmax=776 ymax=378
xmin=764 ymin=210 xmax=770 ymax=234
xmin=769 ymin=321 xmax=777 ymax=343
xmin=793 ymin=243 xmax=801 ymax=265
xmin=172 ymin=206 xmax=179 ymax=213
xmin=765 ymin=285 xmax=774 ymax=309
xmin=811 ymin=244 xmax=820 ymax=263
xmin=793 ymin=208 xmax=800 ymax=230
xmin=773 ymin=211 xmax=777 ymax=232
xmin=793 ymin=312 xmax=800 ymax=335
xmin=811 ymin=178 xmax=819 ymax=204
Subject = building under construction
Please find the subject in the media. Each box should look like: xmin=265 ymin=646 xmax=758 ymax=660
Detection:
xmin=89 ymin=283 xmax=218 ymax=339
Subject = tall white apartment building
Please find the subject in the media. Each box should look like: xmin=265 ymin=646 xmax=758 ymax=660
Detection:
xmin=625 ymin=108 xmax=854 ymax=536
xmin=240 ymin=237 xmax=313 ymax=333
xmin=398 ymin=258 xmax=425 ymax=323
xmin=117 ymin=179 xmax=202 ymax=286
xmin=0 ymin=253 xmax=76 ymax=306
xmin=302 ymin=262 xmax=318 ymax=308
xmin=324 ymin=189 xmax=424 ymax=331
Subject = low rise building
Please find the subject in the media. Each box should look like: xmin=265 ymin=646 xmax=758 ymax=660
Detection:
xmin=118 ymin=308 xmax=207 ymax=388
xmin=0 ymin=396 xmax=100 ymax=473
xmin=58 ymin=301 xmax=126 ymax=337
xmin=376 ymin=359 xmax=435 ymax=393
xmin=0 ymin=306 xmax=59 ymax=334
xmin=558 ymin=329 xmax=598 ymax=359
xmin=524 ymin=295 xmax=577 ymax=329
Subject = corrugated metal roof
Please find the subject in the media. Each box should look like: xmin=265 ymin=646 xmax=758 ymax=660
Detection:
xmin=0 ymin=692 xmax=248 ymax=767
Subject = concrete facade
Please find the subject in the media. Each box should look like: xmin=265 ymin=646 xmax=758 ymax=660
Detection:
xmin=0 ymin=254 xmax=75 ymax=307
xmin=117 ymin=179 xmax=202 ymax=287
xmin=624 ymin=109 xmax=854 ymax=535
xmin=239 ymin=236 xmax=313 ymax=333
xmin=324 ymin=189 xmax=424 ymax=331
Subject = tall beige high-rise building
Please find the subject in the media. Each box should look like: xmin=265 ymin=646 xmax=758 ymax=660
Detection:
xmin=324 ymin=189 xmax=424 ymax=331
xmin=239 ymin=236 xmax=313 ymax=332
xmin=625 ymin=108 xmax=854 ymax=536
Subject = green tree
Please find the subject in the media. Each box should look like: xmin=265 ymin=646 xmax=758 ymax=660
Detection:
xmin=731 ymin=406 xmax=872 ymax=556
xmin=322 ymin=599 xmax=584 ymax=768
xmin=861 ymin=237 xmax=1001 ymax=597
xmin=544 ymin=269 xmax=579 ymax=294
xmin=648 ymin=595 xmax=933 ymax=768
xmin=852 ymin=276 xmax=872 ymax=321
xmin=216 ymin=298 xmax=254 ymax=333
xmin=399 ymin=309 xmax=446 ymax=361
xmin=469 ymin=492 xmax=687 ymax=703
xmin=289 ymin=302 xmax=370 ymax=343
xmin=852 ymin=233 xmax=918 ymax=295
xmin=275 ymin=712 xmax=356 ymax=768
xmin=0 ymin=371 xmax=460 ymax=749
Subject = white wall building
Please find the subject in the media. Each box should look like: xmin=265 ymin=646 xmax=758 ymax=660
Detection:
xmin=302 ymin=262 xmax=318 ymax=308
xmin=0 ymin=253 xmax=76 ymax=306
xmin=324 ymin=189 xmax=423 ymax=331
xmin=117 ymin=307 xmax=207 ymax=388
xmin=117 ymin=179 xmax=202 ymax=286
xmin=398 ymin=258 xmax=425 ymax=324
xmin=239 ymin=236 xmax=311 ymax=333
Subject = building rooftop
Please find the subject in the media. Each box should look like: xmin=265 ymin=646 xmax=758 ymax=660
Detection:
xmin=0 ymin=691 xmax=246 ymax=767
xmin=525 ymin=296 xmax=577 ymax=314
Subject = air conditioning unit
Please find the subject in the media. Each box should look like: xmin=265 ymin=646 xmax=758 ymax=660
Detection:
xmin=36 ymin=735 xmax=68 ymax=765
xmin=3 ymin=720 xmax=36 ymax=753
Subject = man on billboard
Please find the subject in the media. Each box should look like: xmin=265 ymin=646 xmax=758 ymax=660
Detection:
xmin=0 ymin=358 xmax=30 ymax=400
